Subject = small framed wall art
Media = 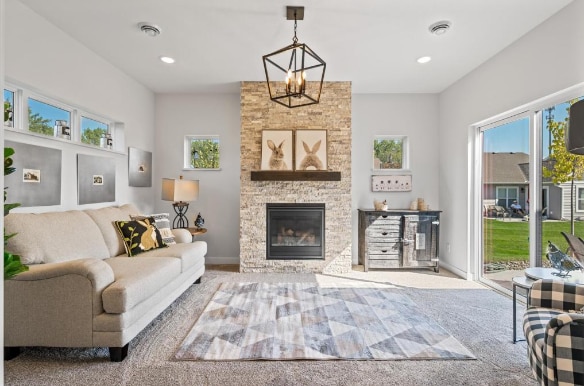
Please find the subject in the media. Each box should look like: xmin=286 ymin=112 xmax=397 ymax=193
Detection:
xmin=261 ymin=130 xmax=293 ymax=171
xmin=371 ymin=175 xmax=412 ymax=192
xmin=295 ymin=130 xmax=327 ymax=171
xmin=128 ymin=147 xmax=152 ymax=187
xmin=77 ymin=154 xmax=116 ymax=204
xmin=5 ymin=140 xmax=62 ymax=207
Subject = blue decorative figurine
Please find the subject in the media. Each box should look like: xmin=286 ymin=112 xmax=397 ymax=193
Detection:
xmin=194 ymin=212 xmax=205 ymax=229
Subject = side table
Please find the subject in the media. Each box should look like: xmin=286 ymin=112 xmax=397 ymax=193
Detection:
xmin=512 ymin=276 xmax=533 ymax=343
xmin=187 ymin=227 xmax=207 ymax=239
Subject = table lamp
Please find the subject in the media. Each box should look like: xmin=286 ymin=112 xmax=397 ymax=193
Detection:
xmin=161 ymin=176 xmax=199 ymax=228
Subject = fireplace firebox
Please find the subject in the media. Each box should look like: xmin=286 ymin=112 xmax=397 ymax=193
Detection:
xmin=266 ymin=203 xmax=325 ymax=260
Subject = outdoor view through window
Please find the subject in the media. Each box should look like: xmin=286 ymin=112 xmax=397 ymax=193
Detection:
xmin=482 ymin=98 xmax=584 ymax=290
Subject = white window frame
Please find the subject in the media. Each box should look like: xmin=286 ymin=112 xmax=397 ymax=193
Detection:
xmin=183 ymin=135 xmax=221 ymax=171
xmin=495 ymin=186 xmax=519 ymax=208
xmin=80 ymin=112 xmax=113 ymax=147
xmin=4 ymin=81 xmax=122 ymax=153
xmin=3 ymin=85 xmax=19 ymax=128
xmin=372 ymin=135 xmax=410 ymax=172
xmin=577 ymin=186 xmax=584 ymax=212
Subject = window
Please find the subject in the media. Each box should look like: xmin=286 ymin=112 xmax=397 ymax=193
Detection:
xmin=81 ymin=116 xmax=109 ymax=147
xmin=495 ymin=186 xmax=518 ymax=208
xmin=28 ymin=97 xmax=71 ymax=137
xmin=373 ymin=136 xmax=409 ymax=170
xmin=4 ymin=89 xmax=14 ymax=127
xmin=184 ymin=136 xmax=220 ymax=170
xmin=578 ymin=187 xmax=584 ymax=212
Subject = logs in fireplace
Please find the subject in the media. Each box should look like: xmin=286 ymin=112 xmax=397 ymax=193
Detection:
xmin=266 ymin=203 xmax=325 ymax=260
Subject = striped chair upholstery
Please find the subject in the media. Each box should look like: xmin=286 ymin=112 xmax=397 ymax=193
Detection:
xmin=523 ymin=279 xmax=584 ymax=385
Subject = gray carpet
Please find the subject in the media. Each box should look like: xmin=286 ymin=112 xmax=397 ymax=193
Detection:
xmin=4 ymin=266 xmax=536 ymax=385
xmin=176 ymin=282 xmax=475 ymax=361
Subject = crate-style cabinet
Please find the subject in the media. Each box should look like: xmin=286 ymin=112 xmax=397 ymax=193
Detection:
xmin=358 ymin=209 xmax=441 ymax=272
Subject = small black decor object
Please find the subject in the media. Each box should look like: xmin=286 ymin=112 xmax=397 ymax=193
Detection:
xmin=567 ymin=99 xmax=584 ymax=154
xmin=194 ymin=212 xmax=205 ymax=229
xmin=546 ymin=241 xmax=583 ymax=277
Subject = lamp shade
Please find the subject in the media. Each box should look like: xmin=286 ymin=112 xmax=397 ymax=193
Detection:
xmin=567 ymin=99 xmax=584 ymax=155
xmin=161 ymin=177 xmax=199 ymax=202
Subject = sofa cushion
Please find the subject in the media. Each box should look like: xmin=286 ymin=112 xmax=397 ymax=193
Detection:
xmin=123 ymin=241 xmax=207 ymax=273
xmin=114 ymin=218 xmax=167 ymax=257
xmin=102 ymin=257 xmax=181 ymax=313
xmin=4 ymin=211 xmax=110 ymax=264
xmin=130 ymin=213 xmax=176 ymax=245
xmin=84 ymin=204 xmax=140 ymax=257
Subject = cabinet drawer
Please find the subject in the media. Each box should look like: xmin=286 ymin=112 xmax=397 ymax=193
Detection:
xmin=365 ymin=226 xmax=400 ymax=238
xmin=369 ymin=259 xmax=400 ymax=269
xmin=367 ymin=243 xmax=399 ymax=255
xmin=367 ymin=215 xmax=401 ymax=226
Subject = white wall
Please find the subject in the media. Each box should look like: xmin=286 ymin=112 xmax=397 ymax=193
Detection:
xmin=352 ymin=94 xmax=440 ymax=263
xmin=438 ymin=0 xmax=584 ymax=277
xmin=4 ymin=0 xmax=156 ymax=213
xmin=154 ymin=94 xmax=241 ymax=263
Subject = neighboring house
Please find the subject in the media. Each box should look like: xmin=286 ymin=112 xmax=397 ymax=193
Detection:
xmin=484 ymin=152 xmax=584 ymax=220
xmin=483 ymin=152 xmax=529 ymax=211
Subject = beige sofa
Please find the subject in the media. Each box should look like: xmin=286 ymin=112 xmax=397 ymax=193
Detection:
xmin=3 ymin=204 xmax=206 ymax=362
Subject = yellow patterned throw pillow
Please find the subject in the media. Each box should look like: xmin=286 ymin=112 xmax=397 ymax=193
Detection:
xmin=130 ymin=213 xmax=176 ymax=245
xmin=114 ymin=217 xmax=167 ymax=256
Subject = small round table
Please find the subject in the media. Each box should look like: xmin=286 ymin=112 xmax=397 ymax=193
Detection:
xmin=187 ymin=227 xmax=207 ymax=237
xmin=512 ymin=267 xmax=584 ymax=343
xmin=512 ymin=276 xmax=533 ymax=343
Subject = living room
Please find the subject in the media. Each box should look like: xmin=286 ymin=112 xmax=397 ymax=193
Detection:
xmin=2 ymin=0 xmax=584 ymax=384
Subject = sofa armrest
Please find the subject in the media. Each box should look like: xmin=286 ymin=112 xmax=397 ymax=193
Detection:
xmin=528 ymin=279 xmax=584 ymax=310
xmin=172 ymin=228 xmax=192 ymax=244
xmin=543 ymin=313 xmax=584 ymax=384
xmin=4 ymin=258 xmax=116 ymax=347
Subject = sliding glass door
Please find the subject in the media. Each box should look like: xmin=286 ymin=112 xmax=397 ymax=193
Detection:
xmin=481 ymin=116 xmax=531 ymax=290
xmin=476 ymin=91 xmax=584 ymax=291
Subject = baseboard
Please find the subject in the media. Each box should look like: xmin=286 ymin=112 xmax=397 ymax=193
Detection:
xmin=439 ymin=261 xmax=468 ymax=279
xmin=205 ymin=256 xmax=240 ymax=265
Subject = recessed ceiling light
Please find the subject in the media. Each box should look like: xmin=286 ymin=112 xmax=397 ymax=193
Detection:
xmin=137 ymin=22 xmax=161 ymax=37
xmin=429 ymin=20 xmax=451 ymax=36
xmin=417 ymin=56 xmax=432 ymax=64
xmin=160 ymin=56 xmax=175 ymax=64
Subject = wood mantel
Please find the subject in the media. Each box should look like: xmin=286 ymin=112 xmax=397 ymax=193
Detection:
xmin=251 ymin=171 xmax=341 ymax=181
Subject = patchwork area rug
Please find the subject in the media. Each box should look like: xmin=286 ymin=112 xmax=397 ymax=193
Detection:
xmin=175 ymin=282 xmax=475 ymax=361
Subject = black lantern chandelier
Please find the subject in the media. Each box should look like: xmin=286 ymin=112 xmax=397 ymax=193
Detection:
xmin=262 ymin=6 xmax=326 ymax=108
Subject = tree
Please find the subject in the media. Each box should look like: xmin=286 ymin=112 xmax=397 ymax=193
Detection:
xmin=81 ymin=127 xmax=107 ymax=146
xmin=543 ymin=99 xmax=584 ymax=234
xmin=27 ymin=107 xmax=53 ymax=136
xmin=191 ymin=139 xmax=219 ymax=169
xmin=374 ymin=139 xmax=403 ymax=169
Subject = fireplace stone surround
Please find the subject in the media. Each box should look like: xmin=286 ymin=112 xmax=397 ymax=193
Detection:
xmin=240 ymin=81 xmax=352 ymax=274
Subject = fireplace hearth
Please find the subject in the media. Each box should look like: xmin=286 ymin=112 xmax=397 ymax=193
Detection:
xmin=266 ymin=203 xmax=325 ymax=260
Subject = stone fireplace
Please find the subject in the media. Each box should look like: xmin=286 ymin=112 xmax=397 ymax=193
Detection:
xmin=240 ymin=81 xmax=352 ymax=274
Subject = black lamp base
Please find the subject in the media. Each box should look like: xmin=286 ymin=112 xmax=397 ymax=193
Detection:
xmin=172 ymin=202 xmax=190 ymax=228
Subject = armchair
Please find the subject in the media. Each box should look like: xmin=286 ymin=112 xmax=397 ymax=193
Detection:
xmin=523 ymin=279 xmax=584 ymax=385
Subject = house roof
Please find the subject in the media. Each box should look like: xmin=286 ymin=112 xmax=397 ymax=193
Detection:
xmin=483 ymin=152 xmax=529 ymax=184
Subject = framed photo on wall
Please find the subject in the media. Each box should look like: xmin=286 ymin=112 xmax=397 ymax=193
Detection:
xmin=260 ymin=130 xmax=293 ymax=171
xmin=295 ymin=130 xmax=327 ymax=171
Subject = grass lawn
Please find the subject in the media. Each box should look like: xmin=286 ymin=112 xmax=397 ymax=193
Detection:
xmin=483 ymin=219 xmax=584 ymax=263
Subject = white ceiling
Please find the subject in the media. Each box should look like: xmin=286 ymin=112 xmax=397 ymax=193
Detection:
xmin=17 ymin=0 xmax=573 ymax=94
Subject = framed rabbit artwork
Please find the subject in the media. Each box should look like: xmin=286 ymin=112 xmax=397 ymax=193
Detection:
xmin=260 ymin=130 xmax=293 ymax=171
xmin=295 ymin=130 xmax=327 ymax=171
